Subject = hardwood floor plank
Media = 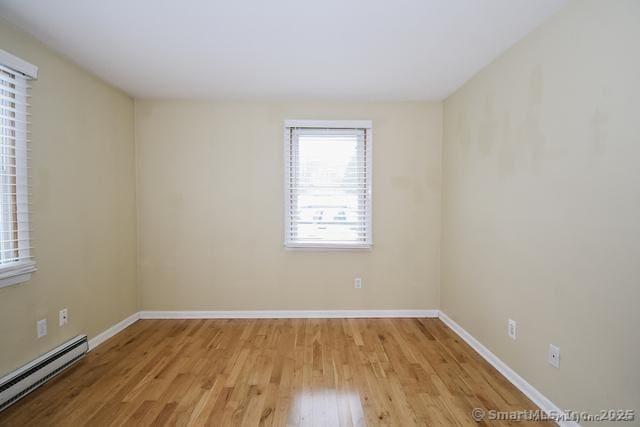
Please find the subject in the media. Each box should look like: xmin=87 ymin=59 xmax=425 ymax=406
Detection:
xmin=0 ymin=319 xmax=553 ymax=426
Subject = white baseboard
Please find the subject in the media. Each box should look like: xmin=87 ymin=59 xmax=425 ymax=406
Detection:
xmin=88 ymin=312 xmax=140 ymax=351
xmin=139 ymin=309 xmax=439 ymax=319
xmin=87 ymin=310 xmax=435 ymax=351
xmin=438 ymin=311 xmax=579 ymax=427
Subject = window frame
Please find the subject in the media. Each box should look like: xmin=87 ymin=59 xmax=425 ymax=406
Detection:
xmin=283 ymin=119 xmax=373 ymax=250
xmin=0 ymin=50 xmax=37 ymax=288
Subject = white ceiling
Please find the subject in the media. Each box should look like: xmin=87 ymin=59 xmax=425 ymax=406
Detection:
xmin=0 ymin=0 xmax=566 ymax=101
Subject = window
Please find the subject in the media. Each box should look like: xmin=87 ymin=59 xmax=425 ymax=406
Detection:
xmin=284 ymin=120 xmax=372 ymax=249
xmin=0 ymin=50 xmax=37 ymax=288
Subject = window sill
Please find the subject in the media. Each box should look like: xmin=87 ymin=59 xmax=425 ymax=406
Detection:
xmin=0 ymin=260 xmax=37 ymax=289
xmin=285 ymin=243 xmax=372 ymax=251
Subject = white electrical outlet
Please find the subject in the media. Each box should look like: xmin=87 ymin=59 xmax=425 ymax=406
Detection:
xmin=354 ymin=277 xmax=362 ymax=289
xmin=59 ymin=308 xmax=68 ymax=326
xmin=37 ymin=319 xmax=47 ymax=338
xmin=508 ymin=319 xmax=517 ymax=340
xmin=548 ymin=344 xmax=560 ymax=368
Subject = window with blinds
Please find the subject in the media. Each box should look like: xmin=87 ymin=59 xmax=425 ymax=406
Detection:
xmin=0 ymin=51 xmax=36 ymax=288
xmin=284 ymin=120 xmax=372 ymax=249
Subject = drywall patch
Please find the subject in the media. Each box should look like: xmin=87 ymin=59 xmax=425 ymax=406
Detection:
xmin=478 ymin=90 xmax=497 ymax=156
xmin=529 ymin=65 xmax=544 ymax=107
xmin=524 ymin=66 xmax=546 ymax=173
xmin=498 ymin=111 xmax=516 ymax=179
xmin=390 ymin=176 xmax=411 ymax=190
xmin=589 ymin=108 xmax=608 ymax=156
xmin=456 ymin=111 xmax=471 ymax=150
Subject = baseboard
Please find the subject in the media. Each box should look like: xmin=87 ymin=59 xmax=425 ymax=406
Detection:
xmin=88 ymin=312 xmax=140 ymax=351
xmin=138 ymin=309 xmax=439 ymax=319
xmin=86 ymin=310 xmax=436 ymax=350
xmin=438 ymin=311 xmax=579 ymax=427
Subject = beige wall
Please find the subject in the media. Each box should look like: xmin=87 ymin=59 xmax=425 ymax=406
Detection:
xmin=0 ymin=19 xmax=137 ymax=375
xmin=4 ymin=0 xmax=638 ymax=418
xmin=135 ymin=100 xmax=442 ymax=310
xmin=442 ymin=0 xmax=640 ymax=419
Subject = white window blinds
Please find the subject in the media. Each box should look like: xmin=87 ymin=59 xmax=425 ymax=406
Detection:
xmin=0 ymin=56 xmax=36 ymax=287
xmin=284 ymin=120 xmax=372 ymax=249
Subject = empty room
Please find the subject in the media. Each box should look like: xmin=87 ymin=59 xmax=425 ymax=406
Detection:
xmin=0 ymin=0 xmax=638 ymax=425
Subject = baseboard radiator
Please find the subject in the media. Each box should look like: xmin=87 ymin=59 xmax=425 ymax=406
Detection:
xmin=0 ymin=335 xmax=88 ymax=412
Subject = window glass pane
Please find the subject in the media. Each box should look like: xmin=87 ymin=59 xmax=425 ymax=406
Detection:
xmin=0 ymin=64 xmax=31 ymax=267
xmin=0 ymin=70 xmax=18 ymax=263
xmin=286 ymin=126 xmax=370 ymax=248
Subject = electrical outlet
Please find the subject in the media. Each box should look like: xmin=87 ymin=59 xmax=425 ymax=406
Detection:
xmin=508 ymin=319 xmax=517 ymax=340
xmin=37 ymin=319 xmax=47 ymax=338
xmin=59 ymin=308 xmax=68 ymax=326
xmin=354 ymin=277 xmax=362 ymax=289
xmin=548 ymin=344 xmax=560 ymax=368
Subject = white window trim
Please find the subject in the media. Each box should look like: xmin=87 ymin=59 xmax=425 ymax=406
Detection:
xmin=0 ymin=50 xmax=37 ymax=288
xmin=0 ymin=260 xmax=37 ymax=289
xmin=0 ymin=50 xmax=38 ymax=79
xmin=284 ymin=119 xmax=373 ymax=250
xmin=283 ymin=120 xmax=372 ymax=130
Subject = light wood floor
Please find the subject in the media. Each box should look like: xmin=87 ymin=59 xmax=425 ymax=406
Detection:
xmin=0 ymin=318 xmax=551 ymax=426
